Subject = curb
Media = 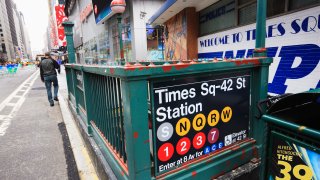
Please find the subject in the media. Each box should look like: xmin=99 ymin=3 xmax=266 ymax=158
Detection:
xmin=59 ymin=94 xmax=99 ymax=180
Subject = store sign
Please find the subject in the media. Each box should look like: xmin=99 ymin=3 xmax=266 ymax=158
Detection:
xmin=198 ymin=6 xmax=320 ymax=95
xmin=55 ymin=5 xmax=68 ymax=46
xmin=152 ymin=72 xmax=250 ymax=174
xmin=80 ymin=3 xmax=93 ymax=22
xmin=268 ymin=134 xmax=320 ymax=179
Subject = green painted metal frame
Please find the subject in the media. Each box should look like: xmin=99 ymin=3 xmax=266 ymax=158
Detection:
xmin=262 ymin=115 xmax=320 ymax=141
xmin=62 ymin=22 xmax=76 ymax=64
xmin=65 ymin=57 xmax=272 ymax=179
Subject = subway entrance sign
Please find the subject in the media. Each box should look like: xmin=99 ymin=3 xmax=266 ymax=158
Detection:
xmin=151 ymin=71 xmax=251 ymax=175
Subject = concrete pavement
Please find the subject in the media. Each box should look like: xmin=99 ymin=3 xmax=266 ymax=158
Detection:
xmin=58 ymin=66 xmax=99 ymax=180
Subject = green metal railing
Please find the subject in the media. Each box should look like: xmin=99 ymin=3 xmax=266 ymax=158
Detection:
xmin=65 ymin=57 xmax=272 ymax=179
xmin=87 ymin=73 xmax=127 ymax=163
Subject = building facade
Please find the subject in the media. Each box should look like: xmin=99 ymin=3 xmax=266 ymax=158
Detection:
xmin=0 ymin=0 xmax=15 ymax=61
xmin=0 ymin=0 xmax=31 ymax=62
xmin=149 ymin=0 xmax=320 ymax=95
xmin=19 ymin=12 xmax=32 ymax=59
xmin=64 ymin=0 xmax=165 ymax=65
xmin=62 ymin=0 xmax=319 ymax=95
xmin=5 ymin=0 xmax=17 ymax=48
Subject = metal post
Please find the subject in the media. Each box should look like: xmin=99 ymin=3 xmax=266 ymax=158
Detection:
xmin=62 ymin=21 xmax=76 ymax=63
xmin=117 ymin=15 xmax=124 ymax=61
xmin=254 ymin=0 xmax=267 ymax=57
xmin=121 ymin=79 xmax=151 ymax=179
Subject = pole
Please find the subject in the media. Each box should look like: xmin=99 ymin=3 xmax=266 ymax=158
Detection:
xmin=117 ymin=14 xmax=124 ymax=61
xmin=254 ymin=0 xmax=267 ymax=57
xmin=62 ymin=22 xmax=76 ymax=63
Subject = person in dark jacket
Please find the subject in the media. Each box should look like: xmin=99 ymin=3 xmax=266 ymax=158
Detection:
xmin=40 ymin=52 xmax=61 ymax=106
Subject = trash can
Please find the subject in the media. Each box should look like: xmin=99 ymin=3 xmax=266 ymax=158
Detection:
xmin=261 ymin=90 xmax=320 ymax=180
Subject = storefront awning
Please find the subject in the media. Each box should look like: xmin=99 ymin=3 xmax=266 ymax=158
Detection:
xmin=148 ymin=0 xmax=219 ymax=25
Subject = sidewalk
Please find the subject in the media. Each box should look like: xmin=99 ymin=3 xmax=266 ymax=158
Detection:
xmin=0 ymin=68 xmax=98 ymax=180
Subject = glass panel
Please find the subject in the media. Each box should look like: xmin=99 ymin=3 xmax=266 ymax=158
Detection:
xmin=97 ymin=31 xmax=110 ymax=65
xmin=267 ymin=0 xmax=285 ymax=17
xmin=123 ymin=17 xmax=132 ymax=62
xmin=289 ymin=0 xmax=319 ymax=10
xmin=146 ymin=25 xmax=165 ymax=61
xmin=112 ymin=21 xmax=119 ymax=62
xmin=239 ymin=2 xmax=256 ymax=25
xmin=239 ymin=0 xmax=255 ymax=6
xmin=112 ymin=16 xmax=132 ymax=62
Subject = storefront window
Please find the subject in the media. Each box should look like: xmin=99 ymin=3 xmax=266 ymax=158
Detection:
xmin=83 ymin=39 xmax=97 ymax=65
xmin=97 ymin=31 xmax=111 ymax=65
xmin=112 ymin=15 xmax=132 ymax=62
xmin=146 ymin=25 xmax=164 ymax=61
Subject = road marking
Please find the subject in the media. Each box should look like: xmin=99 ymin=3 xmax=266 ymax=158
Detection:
xmin=0 ymin=70 xmax=39 ymax=136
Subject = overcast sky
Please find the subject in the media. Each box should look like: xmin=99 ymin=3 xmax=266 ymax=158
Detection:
xmin=14 ymin=0 xmax=49 ymax=53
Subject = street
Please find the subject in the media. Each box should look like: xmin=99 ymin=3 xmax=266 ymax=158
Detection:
xmin=0 ymin=67 xmax=79 ymax=180
xmin=0 ymin=66 xmax=36 ymax=103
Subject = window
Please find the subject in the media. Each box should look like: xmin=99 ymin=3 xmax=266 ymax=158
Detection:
xmin=199 ymin=0 xmax=319 ymax=35
xmin=146 ymin=25 xmax=165 ymax=61
xmin=267 ymin=0 xmax=285 ymax=17
xmin=97 ymin=31 xmax=110 ymax=65
xmin=238 ymin=2 xmax=256 ymax=25
xmin=289 ymin=0 xmax=320 ymax=10
xmin=199 ymin=0 xmax=235 ymax=35
xmin=112 ymin=16 xmax=131 ymax=62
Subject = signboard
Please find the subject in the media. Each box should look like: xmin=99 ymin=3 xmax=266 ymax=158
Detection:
xmin=152 ymin=72 xmax=251 ymax=174
xmin=55 ymin=5 xmax=68 ymax=46
xmin=268 ymin=133 xmax=320 ymax=180
xmin=91 ymin=0 xmax=112 ymax=24
xmin=50 ymin=16 xmax=59 ymax=48
xmin=198 ymin=6 xmax=320 ymax=95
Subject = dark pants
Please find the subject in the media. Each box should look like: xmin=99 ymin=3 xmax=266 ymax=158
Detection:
xmin=44 ymin=75 xmax=58 ymax=103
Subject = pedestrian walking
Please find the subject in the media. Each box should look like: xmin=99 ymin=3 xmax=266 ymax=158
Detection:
xmin=40 ymin=52 xmax=61 ymax=106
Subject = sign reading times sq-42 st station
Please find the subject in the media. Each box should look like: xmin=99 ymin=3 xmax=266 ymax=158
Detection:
xmin=198 ymin=6 xmax=320 ymax=95
xmin=152 ymin=72 xmax=250 ymax=174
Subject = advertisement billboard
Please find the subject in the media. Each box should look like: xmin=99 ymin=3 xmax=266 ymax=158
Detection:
xmin=91 ymin=0 xmax=113 ymax=24
xmin=268 ymin=132 xmax=320 ymax=180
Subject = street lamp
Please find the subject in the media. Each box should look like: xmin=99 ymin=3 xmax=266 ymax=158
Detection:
xmin=110 ymin=0 xmax=126 ymax=62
